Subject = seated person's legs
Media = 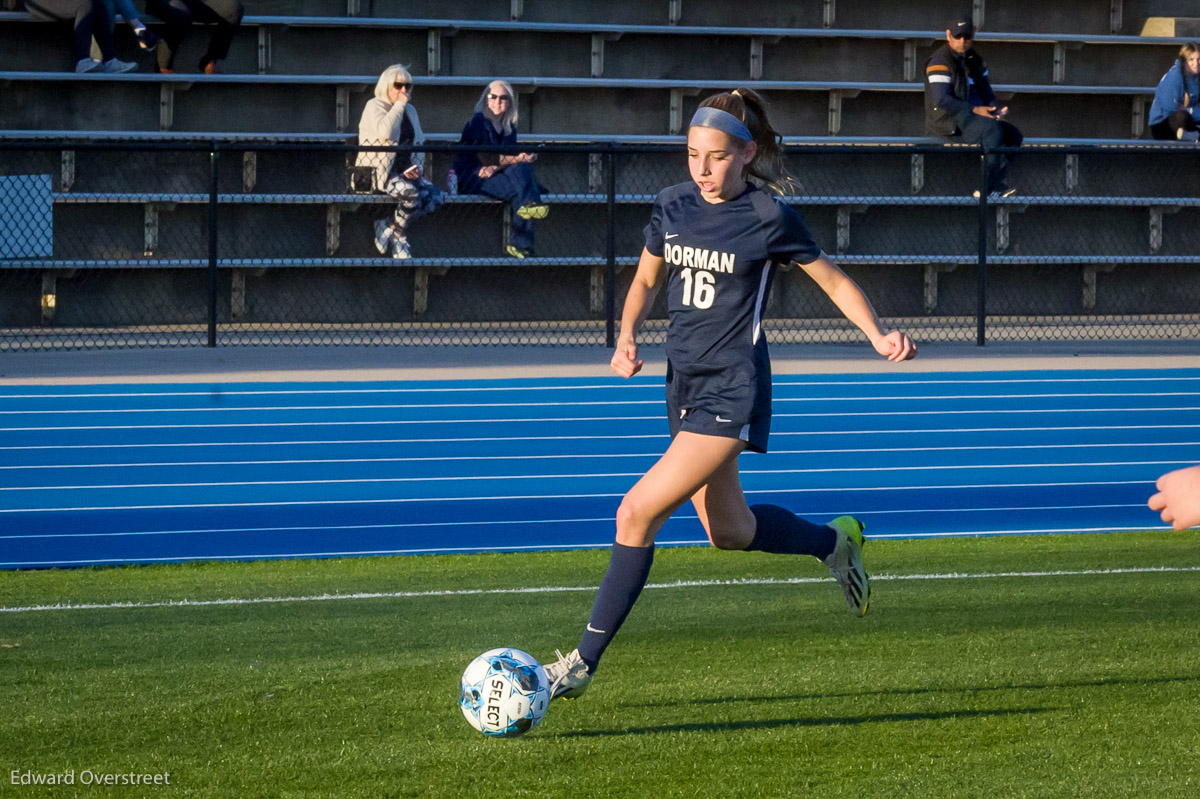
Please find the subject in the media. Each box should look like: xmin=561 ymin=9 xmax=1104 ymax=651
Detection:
xmin=957 ymin=114 xmax=1011 ymax=194
xmin=185 ymin=0 xmax=244 ymax=73
xmin=144 ymin=0 xmax=192 ymax=72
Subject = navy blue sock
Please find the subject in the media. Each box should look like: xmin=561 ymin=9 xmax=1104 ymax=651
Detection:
xmin=746 ymin=504 xmax=836 ymax=559
xmin=577 ymin=542 xmax=655 ymax=671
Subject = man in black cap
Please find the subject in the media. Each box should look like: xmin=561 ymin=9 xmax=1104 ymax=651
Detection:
xmin=924 ymin=14 xmax=1023 ymax=197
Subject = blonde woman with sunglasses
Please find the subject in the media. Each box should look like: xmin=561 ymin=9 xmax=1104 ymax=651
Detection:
xmin=358 ymin=64 xmax=444 ymax=259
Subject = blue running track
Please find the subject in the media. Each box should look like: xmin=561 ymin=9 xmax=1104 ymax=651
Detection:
xmin=1 ymin=368 xmax=1197 ymax=568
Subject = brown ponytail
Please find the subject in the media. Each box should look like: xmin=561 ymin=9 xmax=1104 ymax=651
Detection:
xmin=696 ymin=88 xmax=795 ymax=196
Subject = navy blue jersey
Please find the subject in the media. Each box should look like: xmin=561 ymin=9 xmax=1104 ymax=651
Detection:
xmin=644 ymin=181 xmax=822 ymax=375
xmin=644 ymin=181 xmax=824 ymax=451
xmin=454 ymin=112 xmax=517 ymax=183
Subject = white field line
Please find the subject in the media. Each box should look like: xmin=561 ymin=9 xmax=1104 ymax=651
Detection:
xmin=3 ymin=565 xmax=1198 ymax=614
xmin=4 ymin=441 xmax=1199 ymax=472
xmin=2 ymin=424 xmax=1199 ymax=452
xmin=5 ymin=406 xmax=1200 ymax=433
xmin=1 ymin=459 xmax=1187 ymax=494
xmin=2 ymin=391 xmax=1198 ymax=416
xmin=2 ymin=374 xmax=1199 ymax=400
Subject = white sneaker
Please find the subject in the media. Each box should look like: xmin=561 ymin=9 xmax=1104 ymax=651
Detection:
xmin=1179 ymin=129 xmax=1199 ymax=143
xmin=99 ymin=58 xmax=137 ymax=74
xmin=545 ymin=648 xmax=591 ymax=699
xmin=822 ymin=516 xmax=871 ymax=617
xmin=373 ymin=219 xmax=393 ymax=255
xmin=972 ymin=186 xmax=1017 ymax=200
xmin=76 ymin=58 xmax=102 ymax=73
xmin=391 ymin=236 xmax=411 ymax=260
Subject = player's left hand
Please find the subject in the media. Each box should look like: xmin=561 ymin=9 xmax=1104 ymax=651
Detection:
xmin=873 ymin=330 xmax=917 ymax=362
xmin=403 ymin=164 xmax=421 ymax=180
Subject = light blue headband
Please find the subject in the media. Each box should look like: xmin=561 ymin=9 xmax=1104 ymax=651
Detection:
xmin=689 ymin=106 xmax=752 ymax=142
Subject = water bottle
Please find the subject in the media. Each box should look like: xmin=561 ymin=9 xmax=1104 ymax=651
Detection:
xmin=447 ymin=168 xmax=458 ymax=195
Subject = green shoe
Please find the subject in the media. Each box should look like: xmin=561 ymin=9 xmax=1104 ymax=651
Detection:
xmin=516 ymin=203 xmax=549 ymax=220
xmin=822 ymin=516 xmax=871 ymax=617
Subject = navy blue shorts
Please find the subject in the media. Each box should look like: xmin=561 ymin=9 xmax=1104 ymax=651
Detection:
xmin=665 ymin=368 xmax=772 ymax=453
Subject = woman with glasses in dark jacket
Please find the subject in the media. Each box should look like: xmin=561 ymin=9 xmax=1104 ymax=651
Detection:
xmin=453 ymin=80 xmax=548 ymax=258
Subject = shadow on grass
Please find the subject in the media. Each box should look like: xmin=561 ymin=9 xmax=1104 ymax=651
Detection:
xmin=625 ymin=673 xmax=1200 ymax=710
xmin=556 ymin=706 xmax=1052 ymax=738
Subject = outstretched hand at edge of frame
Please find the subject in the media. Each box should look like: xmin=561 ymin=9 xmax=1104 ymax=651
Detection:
xmin=1148 ymin=464 xmax=1200 ymax=530
xmin=873 ymin=330 xmax=918 ymax=362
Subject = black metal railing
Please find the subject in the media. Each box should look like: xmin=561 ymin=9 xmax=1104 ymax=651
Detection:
xmin=2 ymin=139 xmax=1198 ymax=350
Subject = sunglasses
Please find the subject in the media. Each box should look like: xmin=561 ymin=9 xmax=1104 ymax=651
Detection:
xmin=393 ymin=81 xmax=412 ymax=91
xmin=487 ymin=93 xmax=511 ymax=102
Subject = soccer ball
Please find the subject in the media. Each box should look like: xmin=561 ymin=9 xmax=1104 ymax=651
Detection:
xmin=459 ymin=648 xmax=551 ymax=737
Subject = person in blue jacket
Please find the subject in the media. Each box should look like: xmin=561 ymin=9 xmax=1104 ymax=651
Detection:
xmin=543 ymin=87 xmax=917 ymax=701
xmin=1148 ymin=43 xmax=1200 ymax=142
xmin=453 ymin=80 xmax=548 ymax=258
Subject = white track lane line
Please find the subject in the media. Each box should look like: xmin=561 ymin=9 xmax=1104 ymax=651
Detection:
xmin=4 ymin=441 xmax=1198 ymax=472
xmin=2 ymin=459 xmax=1189 ymax=495
xmin=0 ymin=503 xmax=1148 ymax=541
xmin=2 ymin=425 xmax=1198 ymax=452
xmin=3 ymin=373 xmax=1199 ymax=401
xmin=5 ymin=406 xmax=1200 ymax=434
xmin=2 ymin=391 xmax=1198 ymax=416
xmin=0 ymin=479 xmax=1157 ymax=515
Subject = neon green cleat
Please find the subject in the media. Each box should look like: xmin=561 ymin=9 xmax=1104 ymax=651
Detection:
xmin=822 ymin=516 xmax=871 ymax=617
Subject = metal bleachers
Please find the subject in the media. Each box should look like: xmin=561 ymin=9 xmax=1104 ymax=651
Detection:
xmin=0 ymin=70 xmax=1166 ymax=138
xmin=0 ymin=4 xmax=1192 ymax=136
xmin=3 ymin=2 xmax=1198 ymax=335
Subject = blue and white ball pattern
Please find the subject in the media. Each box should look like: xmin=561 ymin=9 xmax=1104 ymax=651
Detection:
xmin=459 ymin=648 xmax=551 ymax=737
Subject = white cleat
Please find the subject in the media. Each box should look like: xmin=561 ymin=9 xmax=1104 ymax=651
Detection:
xmin=545 ymin=648 xmax=592 ymax=700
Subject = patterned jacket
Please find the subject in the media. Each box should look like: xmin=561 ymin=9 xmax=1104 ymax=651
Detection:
xmin=924 ymin=43 xmax=997 ymax=136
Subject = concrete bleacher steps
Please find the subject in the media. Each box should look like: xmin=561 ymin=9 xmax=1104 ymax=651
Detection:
xmin=2 ymin=5 xmax=1194 ymax=137
xmin=0 ymin=1 xmax=1129 ymax=34
xmin=0 ymin=13 xmax=1188 ymax=87
xmin=0 ymin=72 xmax=1167 ymax=139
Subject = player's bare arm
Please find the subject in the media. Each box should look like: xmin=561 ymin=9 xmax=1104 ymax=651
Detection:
xmin=611 ymin=248 xmax=666 ymax=378
xmin=798 ymin=255 xmax=917 ymax=361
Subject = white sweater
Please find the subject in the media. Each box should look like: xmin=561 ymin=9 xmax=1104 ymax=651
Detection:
xmin=356 ymin=97 xmax=425 ymax=191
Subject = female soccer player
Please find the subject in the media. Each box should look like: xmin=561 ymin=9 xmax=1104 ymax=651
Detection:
xmin=545 ymin=88 xmax=917 ymax=699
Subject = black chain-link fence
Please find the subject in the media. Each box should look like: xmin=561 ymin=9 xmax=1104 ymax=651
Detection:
xmin=2 ymin=139 xmax=1198 ymax=350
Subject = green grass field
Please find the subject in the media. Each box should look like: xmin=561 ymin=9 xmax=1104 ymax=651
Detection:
xmin=2 ymin=531 xmax=1199 ymax=798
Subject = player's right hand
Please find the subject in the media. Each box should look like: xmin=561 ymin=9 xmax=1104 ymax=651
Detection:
xmin=610 ymin=341 xmax=643 ymax=378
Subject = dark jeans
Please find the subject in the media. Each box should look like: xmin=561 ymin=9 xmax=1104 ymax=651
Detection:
xmin=25 ymin=0 xmax=116 ymax=62
xmin=1150 ymin=110 xmax=1199 ymax=140
xmin=145 ymin=0 xmax=244 ymax=71
xmin=462 ymin=162 xmax=544 ymax=251
xmin=954 ymin=114 xmax=1024 ymax=193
